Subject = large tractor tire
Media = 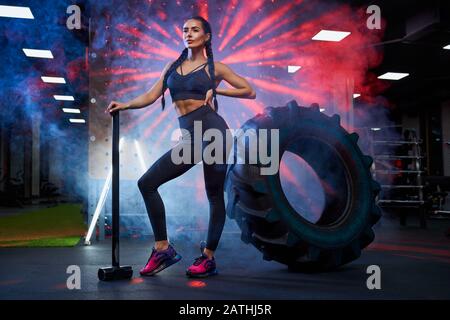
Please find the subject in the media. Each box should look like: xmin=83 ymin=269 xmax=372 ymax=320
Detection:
xmin=225 ymin=100 xmax=381 ymax=272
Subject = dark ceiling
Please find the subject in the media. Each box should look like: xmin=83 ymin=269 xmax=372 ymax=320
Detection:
xmin=349 ymin=0 xmax=450 ymax=110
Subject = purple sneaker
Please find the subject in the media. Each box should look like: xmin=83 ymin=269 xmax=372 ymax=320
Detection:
xmin=186 ymin=241 xmax=218 ymax=278
xmin=140 ymin=244 xmax=182 ymax=276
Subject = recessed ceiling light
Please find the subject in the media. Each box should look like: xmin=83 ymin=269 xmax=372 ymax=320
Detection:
xmin=54 ymin=95 xmax=74 ymax=101
xmin=288 ymin=66 xmax=302 ymax=73
xmin=353 ymin=93 xmax=361 ymax=98
xmin=312 ymin=30 xmax=351 ymax=42
xmin=0 ymin=5 xmax=34 ymax=19
xmin=41 ymin=76 xmax=66 ymax=84
xmin=23 ymin=48 xmax=54 ymax=59
xmin=69 ymin=119 xmax=85 ymax=124
xmin=443 ymin=44 xmax=450 ymax=50
xmin=62 ymin=108 xmax=81 ymax=114
xmin=378 ymin=72 xmax=409 ymax=80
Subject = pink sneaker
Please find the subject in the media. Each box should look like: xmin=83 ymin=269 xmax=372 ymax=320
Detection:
xmin=140 ymin=245 xmax=182 ymax=276
xmin=186 ymin=242 xmax=218 ymax=278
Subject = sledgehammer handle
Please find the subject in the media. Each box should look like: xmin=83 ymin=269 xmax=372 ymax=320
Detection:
xmin=112 ymin=111 xmax=120 ymax=267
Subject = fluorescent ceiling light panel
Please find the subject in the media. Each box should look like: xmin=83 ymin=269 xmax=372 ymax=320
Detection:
xmin=23 ymin=48 xmax=53 ymax=59
xmin=54 ymin=95 xmax=74 ymax=101
xmin=0 ymin=5 xmax=34 ymax=19
xmin=288 ymin=66 xmax=302 ymax=73
xmin=41 ymin=76 xmax=66 ymax=84
xmin=312 ymin=30 xmax=351 ymax=42
xmin=69 ymin=119 xmax=85 ymax=124
xmin=62 ymin=108 xmax=80 ymax=114
xmin=378 ymin=72 xmax=409 ymax=80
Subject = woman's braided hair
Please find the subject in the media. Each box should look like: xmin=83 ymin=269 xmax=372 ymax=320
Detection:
xmin=161 ymin=16 xmax=219 ymax=112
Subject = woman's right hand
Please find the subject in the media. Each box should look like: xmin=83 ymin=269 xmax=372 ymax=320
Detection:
xmin=105 ymin=101 xmax=129 ymax=115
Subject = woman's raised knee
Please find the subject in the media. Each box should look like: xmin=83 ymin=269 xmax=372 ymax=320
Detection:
xmin=137 ymin=174 xmax=157 ymax=192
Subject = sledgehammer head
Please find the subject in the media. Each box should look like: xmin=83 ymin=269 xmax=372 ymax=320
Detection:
xmin=98 ymin=266 xmax=133 ymax=281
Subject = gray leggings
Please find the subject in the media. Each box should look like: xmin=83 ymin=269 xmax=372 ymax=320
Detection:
xmin=138 ymin=105 xmax=230 ymax=251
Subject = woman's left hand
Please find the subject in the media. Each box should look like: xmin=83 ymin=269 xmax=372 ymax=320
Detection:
xmin=204 ymin=89 xmax=214 ymax=109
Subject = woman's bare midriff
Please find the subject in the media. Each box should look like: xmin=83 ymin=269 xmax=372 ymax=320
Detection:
xmin=174 ymin=99 xmax=211 ymax=116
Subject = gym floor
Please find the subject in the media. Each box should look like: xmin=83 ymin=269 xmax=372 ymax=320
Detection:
xmin=0 ymin=214 xmax=449 ymax=300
